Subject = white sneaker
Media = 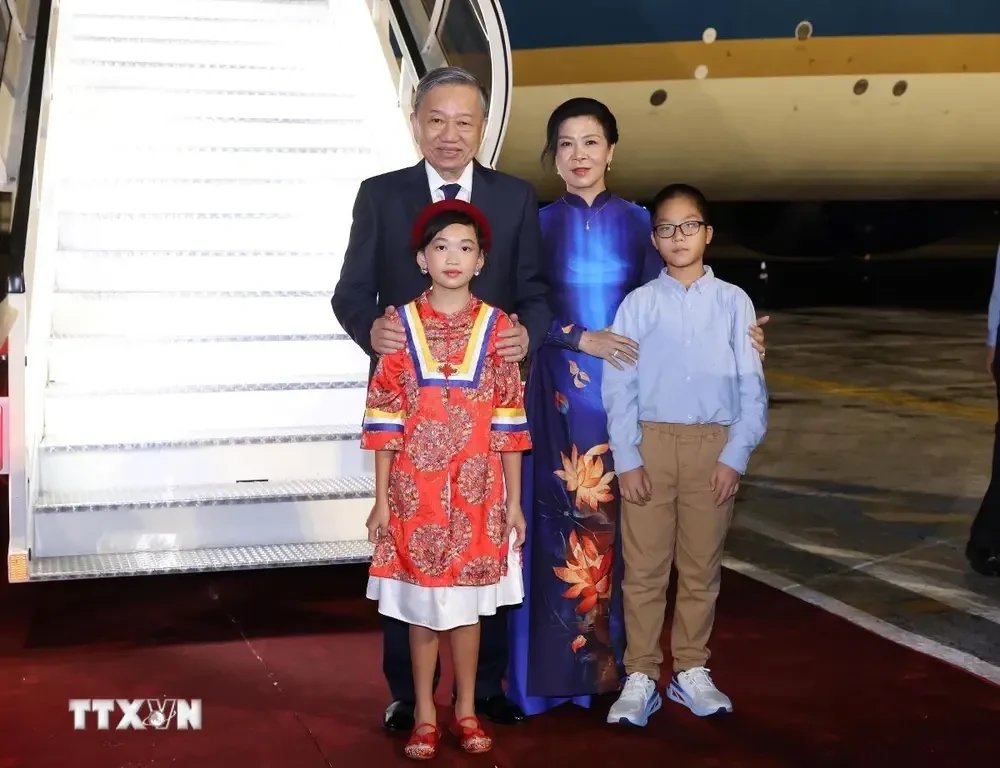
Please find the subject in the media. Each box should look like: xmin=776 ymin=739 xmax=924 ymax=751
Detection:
xmin=606 ymin=672 xmax=662 ymax=727
xmin=667 ymin=666 xmax=733 ymax=716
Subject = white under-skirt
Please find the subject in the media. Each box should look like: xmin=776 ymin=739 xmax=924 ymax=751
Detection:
xmin=367 ymin=533 xmax=524 ymax=632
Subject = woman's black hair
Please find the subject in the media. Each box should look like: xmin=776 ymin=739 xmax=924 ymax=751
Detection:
xmin=415 ymin=209 xmax=487 ymax=253
xmin=540 ymin=97 xmax=619 ymax=167
xmin=650 ymin=183 xmax=711 ymax=224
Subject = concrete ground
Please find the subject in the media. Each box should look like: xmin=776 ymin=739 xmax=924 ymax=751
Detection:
xmin=729 ymin=307 xmax=1000 ymax=681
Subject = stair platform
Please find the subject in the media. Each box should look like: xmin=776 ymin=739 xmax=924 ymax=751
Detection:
xmin=28 ymin=539 xmax=376 ymax=580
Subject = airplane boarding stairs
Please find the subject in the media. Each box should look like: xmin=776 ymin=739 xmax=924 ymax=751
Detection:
xmin=5 ymin=0 xmax=446 ymax=580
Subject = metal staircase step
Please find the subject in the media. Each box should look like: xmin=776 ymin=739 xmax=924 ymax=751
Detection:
xmin=60 ymin=87 xmax=358 ymax=120
xmin=42 ymin=424 xmax=363 ymax=450
xmin=28 ymin=540 xmax=376 ymax=580
xmin=69 ymin=35 xmax=342 ymax=66
xmin=57 ymin=211 xmax=349 ymax=250
xmin=71 ymin=14 xmax=331 ymax=44
xmin=66 ymin=58 xmax=344 ymax=92
xmin=51 ymin=290 xmax=343 ymax=336
xmin=74 ymin=0 xmax=330 ymax=22
xmin=48 ymin=333 xmax=369 ymax=388
xmin=62 ymin=115 xmax=371 ymax=152
xmin=59 ymin=146 xmax=371 ymax=182
xmin=37 ymin=475 xmax=374 ymax=512
xmin=40 ymin=425 xmax=369 ymax=492
xmin=43 ymin=377 xmax=369 ymax=436
xmin=30 ymin=478 xmax=376 ymax=570
xmin=54 ymin=249 xmax=345 ymax=291
xmin=57 ymin=178 xmax=361 ymax=213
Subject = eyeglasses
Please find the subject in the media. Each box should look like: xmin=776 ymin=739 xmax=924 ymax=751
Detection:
xmin=653 ymin=220 xmax=706 ymax=239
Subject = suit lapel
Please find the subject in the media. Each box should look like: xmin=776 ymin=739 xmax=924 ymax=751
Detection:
xmin=405 ymin=160 xmax=433 ymax=223
xmin=470 ymin=161 xmax=498 ymax=286
xmin=400 ymin=161 xmax=433 ymax=293
xmin=470 ymin=160 xmax=494 ymax=213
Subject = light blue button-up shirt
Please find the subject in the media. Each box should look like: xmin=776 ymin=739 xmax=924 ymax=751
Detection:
xmin=988 ymin=245 xmax=1000 ymax=347
xmin=601 ymin=266 xmax=768 ymax=475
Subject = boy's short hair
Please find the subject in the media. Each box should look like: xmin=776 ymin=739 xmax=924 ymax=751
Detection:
xmin=650 ymin=183 xmax=711 ymax=224
xmin=410 ymin=199 xmax=492 ymax=253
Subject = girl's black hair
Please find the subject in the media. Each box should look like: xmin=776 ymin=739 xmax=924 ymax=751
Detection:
xmin=540 ymin=97 xmax=620 ymax=167
xmin=415 ymin=209 xmax=487 ymax=253
xmin=651 ymin=183 xmax=711 ymax=224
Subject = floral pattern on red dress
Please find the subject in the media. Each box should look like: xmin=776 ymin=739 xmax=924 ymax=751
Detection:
xmin=361 ymin=292 xmax=531 ymax=587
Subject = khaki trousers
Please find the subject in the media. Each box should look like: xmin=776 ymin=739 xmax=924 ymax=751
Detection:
xmin=621 ymin=422 xmax=734 ymax=681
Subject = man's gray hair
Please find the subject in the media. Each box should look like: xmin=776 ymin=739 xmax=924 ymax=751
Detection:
xmin=413 ymin=66 xmax=489 ymax=117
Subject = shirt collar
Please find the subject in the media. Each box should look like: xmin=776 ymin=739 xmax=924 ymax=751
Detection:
xmin=658 ymin=265 xmax=715 ymax=294
xmin=425 ymin=161 xmax=474 ymax=196
xmin=561 ymin=189 xmax=614 ymax=209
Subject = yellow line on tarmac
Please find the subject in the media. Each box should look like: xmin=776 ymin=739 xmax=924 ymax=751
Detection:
xmin=865 ymin=511 xmax=975 ymax=524
xmin=898 ymin=599 xmax=954 ymax=615
xmin=766 ymin=371 xmax=996 ymax=424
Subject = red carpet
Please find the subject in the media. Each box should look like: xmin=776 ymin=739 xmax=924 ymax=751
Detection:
xmin=0 ymin=562 xmax=997 ymax=767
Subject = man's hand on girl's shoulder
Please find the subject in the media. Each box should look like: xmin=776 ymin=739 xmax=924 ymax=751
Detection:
xmin=371 ymin=306 xmax=407 ymax=356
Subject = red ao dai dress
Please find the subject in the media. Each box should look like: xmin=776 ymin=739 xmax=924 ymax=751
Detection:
xmin=362 ymin=292 xmax=532 ymax=631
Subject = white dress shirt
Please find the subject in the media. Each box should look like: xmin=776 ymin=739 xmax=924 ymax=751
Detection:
xmin=425 ymin=161 xmax=474 ymax=202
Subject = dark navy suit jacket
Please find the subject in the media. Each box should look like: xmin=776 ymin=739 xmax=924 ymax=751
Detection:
xmin=331 ymin=159 xmax=553 ymax=366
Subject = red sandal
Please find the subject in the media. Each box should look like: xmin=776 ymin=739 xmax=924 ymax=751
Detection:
xmin=404 ymin=722 xmax=441 ymax=761
xmin=449 ymin=715 xmax=492 ymax=754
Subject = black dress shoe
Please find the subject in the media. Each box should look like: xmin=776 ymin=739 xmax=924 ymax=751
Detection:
xmin=475 ymin=694 xmax=526 ymax=725
xmin=383 ymin=700 xmax=415 ymax=731
xmin=967 ymin=542 xmax=1000 ymax=577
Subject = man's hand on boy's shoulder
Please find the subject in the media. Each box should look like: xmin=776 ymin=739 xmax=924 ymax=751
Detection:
xmin=619 ymin=467 xmax=652 ymax=506
xmin=710 ymin=463 xmax=740 ymax=506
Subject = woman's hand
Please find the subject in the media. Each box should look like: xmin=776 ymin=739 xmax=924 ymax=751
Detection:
xmin=505 ymin=502 xmax=527 ymax=548
xmin=750 ymin=315 xmax=769 ymax=361
xmin=366 ymin=499 xmax=390 ymax=543
xmin=579 ymin=329 xmax=639 ymax=369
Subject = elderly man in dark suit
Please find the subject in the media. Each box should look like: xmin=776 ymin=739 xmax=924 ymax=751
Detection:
xmin=332 ymin=66 xmax=552 ymax=730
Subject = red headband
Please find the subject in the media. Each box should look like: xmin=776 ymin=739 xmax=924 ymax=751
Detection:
xmin=410 ymin=199 xmax=492 ymax=253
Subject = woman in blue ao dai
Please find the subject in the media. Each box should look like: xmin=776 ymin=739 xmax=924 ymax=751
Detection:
xmin=507 ymin=98 xmax=661 ymax=714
